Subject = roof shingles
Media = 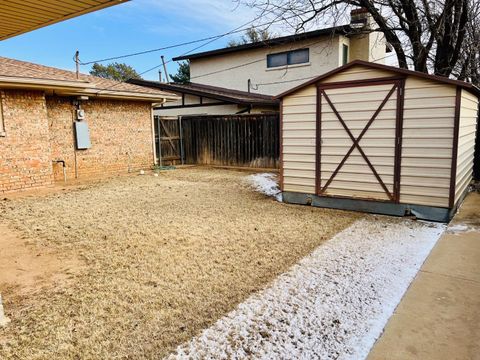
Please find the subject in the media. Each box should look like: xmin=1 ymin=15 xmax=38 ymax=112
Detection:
xmin=0 ymin=56 xmax=175 ymax=98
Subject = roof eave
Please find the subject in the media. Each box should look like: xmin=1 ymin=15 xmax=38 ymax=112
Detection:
xmin=0 ymin=0 xmax=130 ymax=41
xmin=0 ymin=76 xmax=92 ymax=91
xmin=68 ymin=89 xmax=180 ymax=102
xmin=173 ymin=25 xmax=350 ymax=61
xmin=0 ymin=76 xmax=179 ymax=102
xmin=129 ymin=79 xmax=278 ymax=106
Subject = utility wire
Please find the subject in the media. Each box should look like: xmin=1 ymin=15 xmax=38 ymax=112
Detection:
xmin=79 ymin=8 xmax=315 ymax=66
xmin=93 ymin=9 xmax=316 ymax=95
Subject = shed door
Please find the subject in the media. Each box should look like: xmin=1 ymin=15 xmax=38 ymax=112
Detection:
xmin=317 ymin=79 xmax=404 ymax=202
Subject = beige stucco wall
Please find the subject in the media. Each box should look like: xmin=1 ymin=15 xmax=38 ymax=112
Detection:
xmin=190 ymin=34 xmax=386 ymax=97
xmin=281 ymin=64 xmax=463 ymax=208
xmin=349 ymin=32 xmax=386 ymax=64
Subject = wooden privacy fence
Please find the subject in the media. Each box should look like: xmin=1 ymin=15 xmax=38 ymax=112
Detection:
xmin=181 ymin=114 xmax=279 ymax=168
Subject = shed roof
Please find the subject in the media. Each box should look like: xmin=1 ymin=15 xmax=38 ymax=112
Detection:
xmin=0 ymin=56 xmax=178 ymax=102
xmin=173 ymin=25 xmax=351 ymax=61
xmin=0 ymin=0 xmax=129 ymax=41
xmin=276 ymin=60 xmax=480 ymax=98
xmin=129 ymin=79 xmax=279 ymax=107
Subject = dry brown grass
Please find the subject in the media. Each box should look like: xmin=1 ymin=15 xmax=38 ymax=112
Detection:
xmin=0 ymin=168 xmax=360 ymax=359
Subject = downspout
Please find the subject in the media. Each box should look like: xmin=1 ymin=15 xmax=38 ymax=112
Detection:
xmin=150 ymin=106 xmax=157 ymax=165
xmin=72 ymin=107 xmax=78 ymax=179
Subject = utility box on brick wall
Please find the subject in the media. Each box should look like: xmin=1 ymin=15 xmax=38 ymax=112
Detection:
xmin=74 ymin=121 xmax=91 ymax=150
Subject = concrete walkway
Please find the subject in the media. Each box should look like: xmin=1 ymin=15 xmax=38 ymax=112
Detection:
xmin=368 ymin=192 xmax=480 ymax=360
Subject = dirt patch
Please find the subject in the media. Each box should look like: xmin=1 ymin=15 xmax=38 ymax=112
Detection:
xmin=0 ymin=224 xmax=81 ymax=296
xmin=0 ymin=167 xmax=360 ymax=359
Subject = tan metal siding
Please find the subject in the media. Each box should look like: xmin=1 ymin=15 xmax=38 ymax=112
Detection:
xmin=399 ymin=78 xmax=457 ymax=207
xmin=323 ymin=65 xmax=393 ymax=83
xmin=282 ymin=84 xmax=317 ymax=193
xmin=281 ymin=63 xmax=477 ymax=212
xmin=454 ymin=89 xmax=478 ymax=204
xmin=320 ymin=83 xmax=397 ymax=201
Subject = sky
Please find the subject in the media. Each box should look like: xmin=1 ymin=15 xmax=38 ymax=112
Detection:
xmin=0 ymin=0 xmax=267 ymax=80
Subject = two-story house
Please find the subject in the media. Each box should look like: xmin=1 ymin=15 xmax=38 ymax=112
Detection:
xmin=135 ymin=8 xmax=388 ymax=117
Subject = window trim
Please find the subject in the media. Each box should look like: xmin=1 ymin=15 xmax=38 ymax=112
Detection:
xmin=266 ymin=48 xmax=310 ymax=69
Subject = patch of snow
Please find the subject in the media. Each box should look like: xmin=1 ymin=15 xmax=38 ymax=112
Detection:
xmin=446 ymin=223 xmax=477 ymax=234
xmin=0 ymin=294 xmax=10 ymax=327
xmin=167 ymin=217 xmax=445 ymax=360
xmin=246 ymin=173 xmax=282 ymax=201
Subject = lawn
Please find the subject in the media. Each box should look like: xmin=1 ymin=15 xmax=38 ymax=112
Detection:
xmin=0 ymin=168 xmax=359 ymax=359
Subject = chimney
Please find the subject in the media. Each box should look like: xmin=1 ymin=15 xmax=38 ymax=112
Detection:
xmin=350 ymin=7 xmax=371 ymax=30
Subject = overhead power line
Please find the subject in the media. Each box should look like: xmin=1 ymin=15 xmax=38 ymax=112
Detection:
xmin=79 ymin=9 xmax=316 ymax=66
xmin=93 ymin=9 xmax=314 ymax=95
xmin=93 ymin=11 xmax=365 ymax=95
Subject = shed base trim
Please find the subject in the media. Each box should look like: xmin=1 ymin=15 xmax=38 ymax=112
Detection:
xmin=282 ymin=192 xmax=455 ymax=222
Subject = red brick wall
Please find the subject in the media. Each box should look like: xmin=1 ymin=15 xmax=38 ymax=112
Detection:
xmin=0 ymin=90 xmax=53 ymax=193
xmin=47 ymin=96 xmax=154 ymax=181
xmin=0 ymin=91 xmax=155 ymax=193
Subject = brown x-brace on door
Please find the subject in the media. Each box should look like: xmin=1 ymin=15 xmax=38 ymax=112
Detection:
xmin=316 ymin=78 xmax=405 ymax=202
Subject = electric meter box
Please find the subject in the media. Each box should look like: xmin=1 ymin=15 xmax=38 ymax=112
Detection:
xmin=74 ymin=121 xmax=91 ymax=150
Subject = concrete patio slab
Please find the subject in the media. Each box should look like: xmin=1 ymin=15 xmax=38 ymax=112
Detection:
xmin=368 ymin=192 xmax=480 ymax=360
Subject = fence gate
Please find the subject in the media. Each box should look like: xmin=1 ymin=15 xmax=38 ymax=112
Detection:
xmin=154 ymin=116 xmax=183 ymax=166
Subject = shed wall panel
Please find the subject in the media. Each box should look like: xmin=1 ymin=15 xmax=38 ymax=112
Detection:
xmin=281 ymin=84 xmax=317 ymax=192
xmin=319 ymin=82 xmax=397 ymax=200
xmin=454 ymin=89 xmax=478 ymax=203
xmin=281 ymin=63 xmax=477 ymax=213
xmin=399 ymin=78 xmax=457 ymax=207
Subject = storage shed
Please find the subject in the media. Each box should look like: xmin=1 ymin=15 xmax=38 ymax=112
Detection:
xmin=277 ymin=60 xmax=479 ymax=222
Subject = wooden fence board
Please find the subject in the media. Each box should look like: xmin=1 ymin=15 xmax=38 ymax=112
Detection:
xmin=182 ymin=114 xmax=279 ymax=169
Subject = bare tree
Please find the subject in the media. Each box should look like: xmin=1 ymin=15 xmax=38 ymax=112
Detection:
xmin=453 ymin=0 xmax=480 ymax=83
xmin=237 ymin=0 xmax=478 ymax=82
xmin=228 ymin=26 xmax=274 ymax=47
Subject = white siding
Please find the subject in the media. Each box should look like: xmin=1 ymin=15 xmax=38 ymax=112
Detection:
xmin=454 ymin=89 xmax=478 ymax=204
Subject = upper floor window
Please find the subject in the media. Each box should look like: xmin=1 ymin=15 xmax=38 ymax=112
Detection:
xmin=267 ymin=49 xmax=309 ymax=68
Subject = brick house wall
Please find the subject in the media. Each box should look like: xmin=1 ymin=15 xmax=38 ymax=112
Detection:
xmin=47 ymin=97 xmax=154 ymax=181
xmin=0 ymin=89 xmax=53 ymax=193
xmin=0 ymin=90 xmax=155 ymax=193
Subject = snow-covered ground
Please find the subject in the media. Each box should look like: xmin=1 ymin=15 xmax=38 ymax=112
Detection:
xmin=246 ymin=173 xmax=282 ymax=201
xmin=167 ymin=217 xmax=444 ymax=360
